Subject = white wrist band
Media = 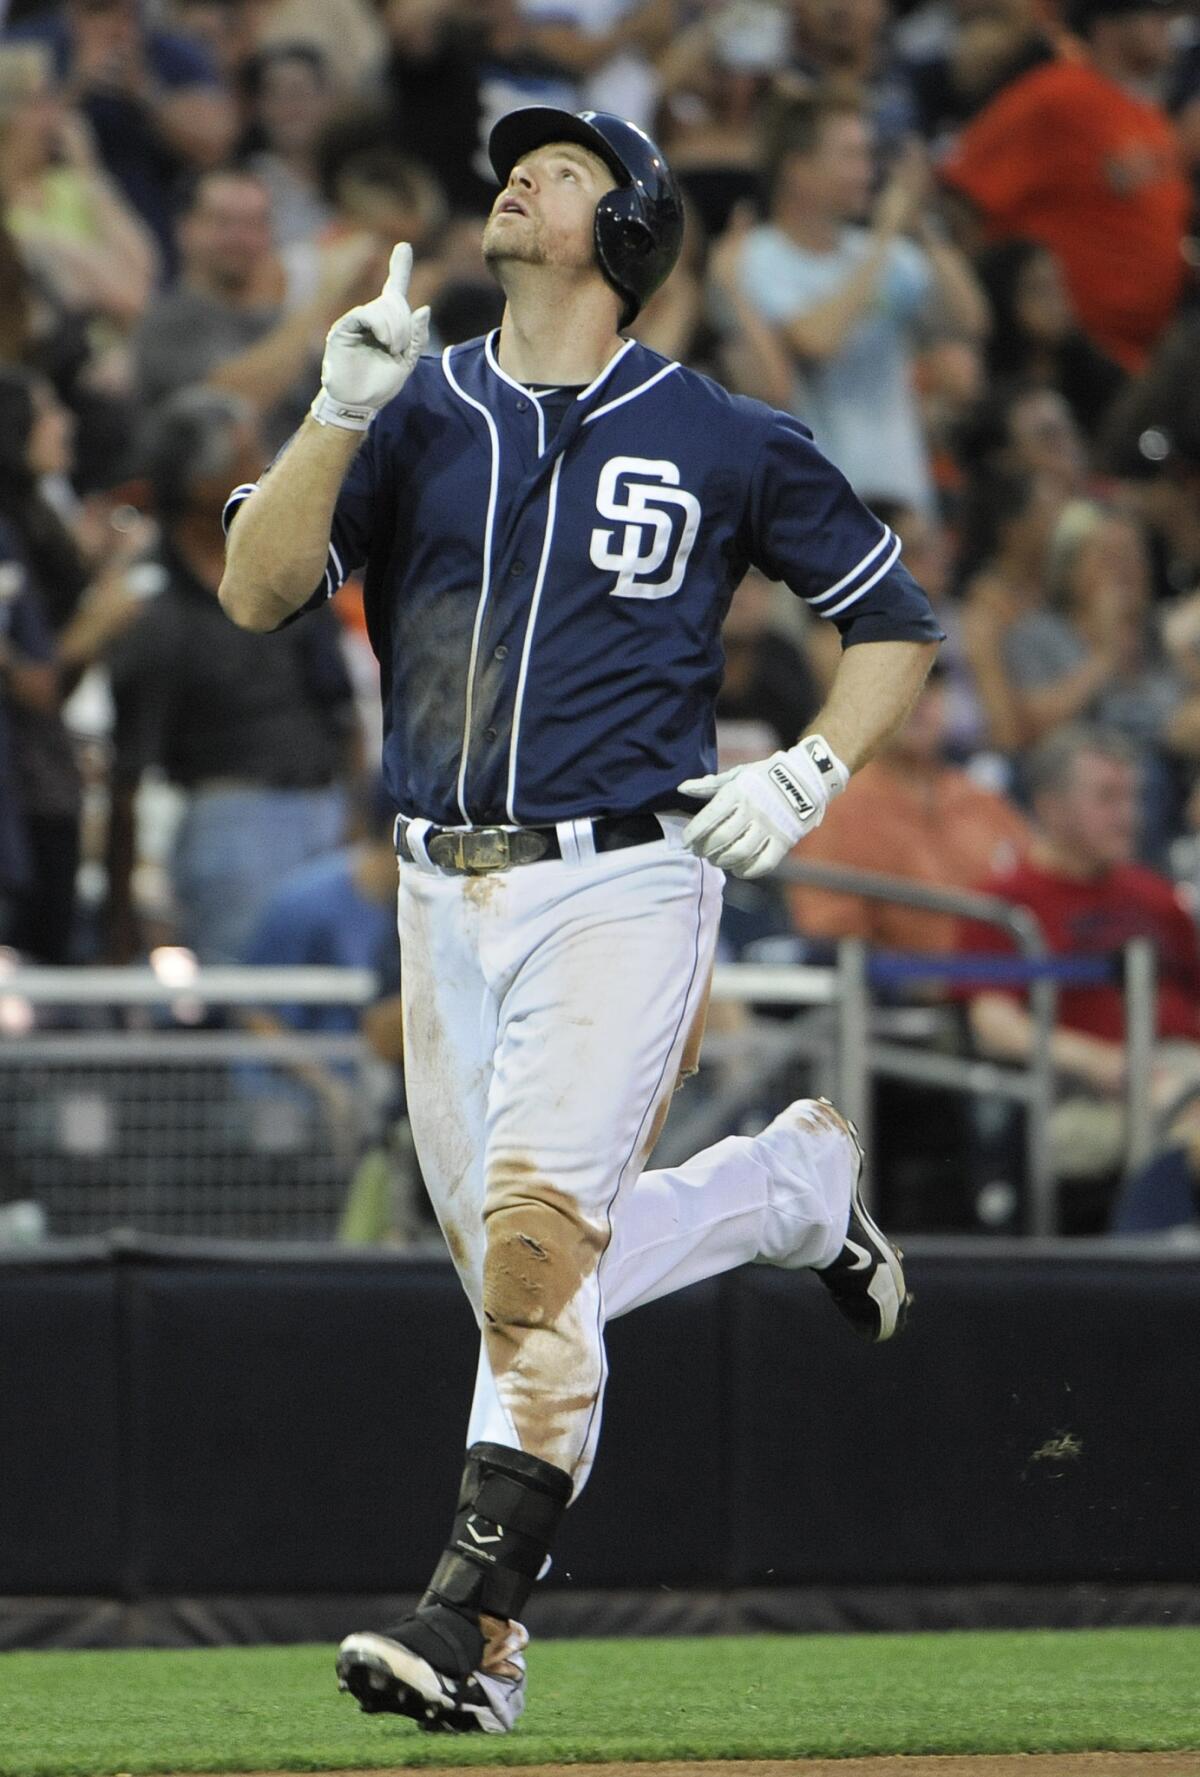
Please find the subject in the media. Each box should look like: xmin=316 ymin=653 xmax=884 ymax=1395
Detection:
xmin=310 ymin=389 xmax=374 ymax=432
xmin=796 ymin=733 xmax=850 ymax=797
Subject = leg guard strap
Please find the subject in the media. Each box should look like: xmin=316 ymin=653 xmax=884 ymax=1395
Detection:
xmin=380 ymin=1599 xmax=485 ymax=1679
xmin=423 ymin=1441 xmax=572 ymax=1626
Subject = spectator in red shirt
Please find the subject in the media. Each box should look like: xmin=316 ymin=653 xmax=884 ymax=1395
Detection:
xmin=942 ymin=0 xmax=1190 ymax=371
xmin=961 ymin=723 xmax=1200 ymax=1178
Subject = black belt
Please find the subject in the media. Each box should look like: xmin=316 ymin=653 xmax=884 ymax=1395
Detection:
xmin=395 ymin=811 xmax=666 ymax=874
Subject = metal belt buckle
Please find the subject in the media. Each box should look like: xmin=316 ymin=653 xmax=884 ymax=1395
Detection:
xmin=456 ymin=828 xmax=512 ymax=873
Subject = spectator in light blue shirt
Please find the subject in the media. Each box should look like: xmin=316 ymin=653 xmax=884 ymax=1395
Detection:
xmin=241 ymin=802 xmax=401 ymax=1038
xmin=233 ymin=797 xmax=406 ymax=1221
xmin=731 ymin=91 xmax=988 ymax=512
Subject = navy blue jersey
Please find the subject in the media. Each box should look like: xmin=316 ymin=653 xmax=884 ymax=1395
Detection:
xmin=224 ymin=334 xmax=941 ymax=827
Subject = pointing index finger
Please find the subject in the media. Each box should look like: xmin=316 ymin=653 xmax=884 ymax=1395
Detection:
xmin=385 ymin=242 xmax=413 ymax=299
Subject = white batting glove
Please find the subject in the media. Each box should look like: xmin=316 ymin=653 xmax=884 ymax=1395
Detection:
xmin=310 ymin=242 xmax=431 ymax=432
xmin=678 ymin=734 xmax=850 ymax=879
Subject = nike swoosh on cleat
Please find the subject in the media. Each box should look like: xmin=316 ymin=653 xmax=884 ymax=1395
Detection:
xmin=845 ymin=1238 xmax=874 ymax=1272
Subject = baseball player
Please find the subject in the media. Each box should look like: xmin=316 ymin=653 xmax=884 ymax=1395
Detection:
xmin=220 ymin=108 xmax=942 ymax=1734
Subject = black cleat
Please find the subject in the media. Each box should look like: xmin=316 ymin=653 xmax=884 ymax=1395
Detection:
xmin=336 ymin=1631 xmax=526 ymax=1734
xmin=813 ymin=1100 xmax=909 ymax=1342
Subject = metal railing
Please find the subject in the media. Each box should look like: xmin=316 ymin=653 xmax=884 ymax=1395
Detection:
xmin=0 ymin=868 xmax=1161 ymax=1240
xmin=0 ymin=965 xmax=382 ymax=1241
xmin=702 ymin=860 xmax=1158 ymax=1236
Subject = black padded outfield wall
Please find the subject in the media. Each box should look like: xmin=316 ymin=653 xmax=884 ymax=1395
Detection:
xmin=1 ymin=1239 xmax=1198 ymax=1647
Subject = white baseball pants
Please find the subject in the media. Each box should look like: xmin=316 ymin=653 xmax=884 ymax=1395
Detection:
xmin=397 ymin=817 xmax=855 ymax=1496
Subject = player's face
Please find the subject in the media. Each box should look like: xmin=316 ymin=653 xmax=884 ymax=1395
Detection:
xmin=483 ymin=141 xmax=610 ymax=276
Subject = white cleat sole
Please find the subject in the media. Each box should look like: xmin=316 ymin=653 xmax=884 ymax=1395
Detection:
xmin=817 ymin=1098 xmax=909 ymax=1342
xmin=854 ymin=1182 xmax=907 ymax=1339
xmin=336 ymin=1631 xmax=454 ymax=1721
xmin=336 ymin=1630 xmax=525 ymax=1733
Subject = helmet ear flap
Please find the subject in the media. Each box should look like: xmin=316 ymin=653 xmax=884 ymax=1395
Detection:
xmin=594 ymin=186 xmax=656 ymax=325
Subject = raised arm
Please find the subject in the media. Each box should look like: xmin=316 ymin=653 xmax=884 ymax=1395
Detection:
xmin=219 ymin=420 xmax=364 ymax=632
xmin=219 ymin=243 xmax=429 ymax=633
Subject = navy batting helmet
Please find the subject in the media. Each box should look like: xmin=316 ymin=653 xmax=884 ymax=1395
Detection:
xmin=487 ymin=107 xmax=684 ymax=329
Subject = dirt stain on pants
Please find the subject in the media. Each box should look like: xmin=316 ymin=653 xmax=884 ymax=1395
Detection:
xmin=482 ymin=1158 xmax=606 ymax=1470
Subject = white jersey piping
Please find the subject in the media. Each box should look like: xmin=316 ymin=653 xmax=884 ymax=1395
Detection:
xmin=575 ymin=337 xmax=636 ymax=402
xmin=583 ymin=359 xmax=679 ymax=424
xmin=483 ymin=332 xmax=546 ymax=455
xmin=442 ymin=343 xmax=502 ymax=824
xmin=505 ymin=453 xmax=564 ymax=822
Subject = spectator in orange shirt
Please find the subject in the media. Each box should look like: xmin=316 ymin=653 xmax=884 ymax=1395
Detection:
xmin=788 ymin=665 xmax=1032 ymax=952
xmin=942 ymin=0 xmax=1190 ymax=371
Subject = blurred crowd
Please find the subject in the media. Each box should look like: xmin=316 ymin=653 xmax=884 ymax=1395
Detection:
xmin=1 ymin=0 xmax=1199 ymax=1229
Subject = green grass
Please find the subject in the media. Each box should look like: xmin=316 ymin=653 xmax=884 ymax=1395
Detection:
xmin=0 ymin=1628 xmax=1197 ymax=1776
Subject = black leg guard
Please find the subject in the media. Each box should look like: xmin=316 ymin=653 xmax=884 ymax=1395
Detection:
xmin=383 ymin=1442 xmax=572 ymax=1678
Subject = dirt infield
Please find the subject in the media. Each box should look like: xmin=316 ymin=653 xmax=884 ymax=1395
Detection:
xmin=206 ymin=1757 xmax=1200 ymax=1777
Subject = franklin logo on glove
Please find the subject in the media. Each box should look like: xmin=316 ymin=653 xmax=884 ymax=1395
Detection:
xmin=767 ymin=760 xmax=817 ymax=820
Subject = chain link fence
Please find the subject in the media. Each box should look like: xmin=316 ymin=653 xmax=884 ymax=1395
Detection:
xmin=0 ymin=967 xmax=384 ymax=1240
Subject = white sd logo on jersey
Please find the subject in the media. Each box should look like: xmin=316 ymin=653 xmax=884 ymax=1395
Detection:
xmin=589 ymin=456 xmax=701 ymax=600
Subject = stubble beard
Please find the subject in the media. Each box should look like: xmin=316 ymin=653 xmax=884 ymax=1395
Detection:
xmin=482 ymin=211 xmax=547 ymax=269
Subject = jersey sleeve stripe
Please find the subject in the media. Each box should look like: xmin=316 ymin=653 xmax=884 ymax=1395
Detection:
xmin=222 ymin=481 xmax=343 ymax=605
xmin=220 ymin=483 xmax=259 ymax=534
xmin=818 ymin=531 xmax=903 ymax=618
xmin=806 ymin=525 xmax=893 ymax=606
